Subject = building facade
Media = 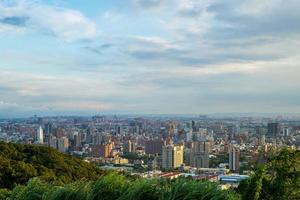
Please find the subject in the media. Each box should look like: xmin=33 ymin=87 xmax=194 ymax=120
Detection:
xmin=162 ymin=144 xmax=184 ymax=169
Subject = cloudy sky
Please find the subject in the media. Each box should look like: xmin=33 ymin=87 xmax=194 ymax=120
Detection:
xmin=0 ymin=0 xmax=300 ymax=117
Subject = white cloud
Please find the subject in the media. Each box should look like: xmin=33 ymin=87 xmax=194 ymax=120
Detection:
xmin=134 ymin=0 xmax=163 ymax=9
xmin=1 ymin=0 xmax=300 ymax=115
xmin=31 ymin=6 xmax=97 ymax=41
xmin=0 ymin=0 xmax=97 ymax=41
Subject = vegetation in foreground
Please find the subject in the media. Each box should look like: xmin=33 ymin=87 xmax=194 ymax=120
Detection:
xmin=0 ymin=173 xmax=237 ymax=200
xmin=238 ymin=148 xmax=300 ymax=200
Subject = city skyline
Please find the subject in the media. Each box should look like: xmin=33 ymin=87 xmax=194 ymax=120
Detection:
xmin=1 ymin=0 xmax=300 ymax=118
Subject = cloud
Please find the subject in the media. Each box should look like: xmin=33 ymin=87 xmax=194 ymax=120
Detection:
xmin=207 ymin=0 xmax=300 ymax=37
xmin=135 ymin=0 xmax=163 ymax=9
xmin=0 ymin=0 xmax=97 ymax=41
xmin=177 ymin=0 xmax=210 ymax=17
xmin=84 ymin=43 xmax=114 ymax=55
xmin=0 ymin=16 xmax=28 ymax=26
xmin=1 ymin=0 xmax=300 ymax=115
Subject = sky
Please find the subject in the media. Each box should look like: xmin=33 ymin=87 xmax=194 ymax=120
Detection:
xmin=0 ymin=0 xmax=300 ymax=118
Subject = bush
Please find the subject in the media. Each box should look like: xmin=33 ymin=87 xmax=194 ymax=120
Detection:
xmin=90 ymin=173 xmax=128 ymax=200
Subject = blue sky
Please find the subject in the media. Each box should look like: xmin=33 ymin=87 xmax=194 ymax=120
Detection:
xmin=0 ymin=0 xmax=300 ymax=117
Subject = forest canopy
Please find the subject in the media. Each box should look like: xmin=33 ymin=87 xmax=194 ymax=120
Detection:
xmin=0 ymin=142 xmax=106 ymax=189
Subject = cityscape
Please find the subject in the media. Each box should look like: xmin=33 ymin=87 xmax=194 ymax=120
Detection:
xmin=0 ymin=0 xmax=300 ymax=199
xmin=1 ymin=114 xmax=299 ymax=189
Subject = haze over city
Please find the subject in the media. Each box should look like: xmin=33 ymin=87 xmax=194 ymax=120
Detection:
xmin=1 ymin=0 xmax=300 ymax=118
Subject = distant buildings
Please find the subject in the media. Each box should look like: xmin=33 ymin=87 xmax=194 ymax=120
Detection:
xmin=44 ymin=123 xmax=53 ymax=135
xmin=145 ymin=139 xmax=164 ymax=155
xmin=219 ymin=174 xmax=249 ymax=187
xmin=267 ymin=123 xmax=279 ymax=137
xmin=229 ymin=146 xmax=240 ymax=172
xmin=259 ymin=134 xmax=266 ymax=146
xmin=162 ymin=144 xmax=184 ymax=169
xmin=37 ymin=126 xmax=43 ymax=144
xmin=283 ymin=127 xmax=290 ymax=137
xmin=123 ymin=140 xmax=136 ymax=154
xmin=190 ymin=141 xmax=211 ymax=168
xmin=57 ymin=137 xmax=69 ymax=153
xmin=92 ymin=142 xmax=114 ymax=158
xmin=1 ymin=114 xmax=298 ymax=179
xmin=49 ymin=135 xmax=69 ymax=153
xmin=74 ymin=133 xmax=82 ymax=147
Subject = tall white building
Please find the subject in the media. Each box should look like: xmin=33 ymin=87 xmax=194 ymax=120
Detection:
xmin=283 ymin=127 xmax=290 ymax=137
xmin=186 ymin=130 xmax=193 ymax=141
xmin=37 ymin=126 xmax=44 ymax=144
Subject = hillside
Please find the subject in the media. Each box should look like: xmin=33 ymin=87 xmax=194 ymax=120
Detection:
xmin=0 ymin=142 xmax=105 ymax=189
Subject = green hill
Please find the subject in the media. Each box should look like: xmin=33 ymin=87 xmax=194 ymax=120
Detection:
xmin=0 ymin=142 xmax=105 ymax=189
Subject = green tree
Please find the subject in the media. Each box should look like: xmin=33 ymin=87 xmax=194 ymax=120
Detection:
xmin=0 ymin=189 xmax=11 ymax=200
xmin=238 ymin=148 xmax=300 ymax=200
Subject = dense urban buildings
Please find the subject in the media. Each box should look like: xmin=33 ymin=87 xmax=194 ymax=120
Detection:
xmin=0 ymin=114 xmax=299 ymax=188
xmin=229 ymin=146 xmax=240 ymax=172
xmin=162 ymin=144 xmax=184 ymax=169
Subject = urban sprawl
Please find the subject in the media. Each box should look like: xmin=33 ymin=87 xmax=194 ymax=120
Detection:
xmin=1 ymin=115 xmax=299 ymax=189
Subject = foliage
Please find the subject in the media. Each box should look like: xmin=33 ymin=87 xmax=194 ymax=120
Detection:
xmin=0 ymin=142 xmax=106 ymax=189
xmin=122 ymin=152 xmax=154 ymax=163
xmin=2 ymin=174 xmax=237 ymax=200
xmin=238 ymin=148 xmax=300 ymax=200
xmin=7 ymin=178 xmax=47 ymax=200
xmin=90 ymin=173 xmax=128 ymax=200
xmin=209 ymin=153 xmax=228 ymax=168
xmin=45 ymin=181 xmax=92 ymax=200
xmin=0 ymin=189 xmax=11 ymax=200
xmin=119 ymin=179 xmax=161 ymax=200
xmin=161 ymin=178 xmax=235 ymax=200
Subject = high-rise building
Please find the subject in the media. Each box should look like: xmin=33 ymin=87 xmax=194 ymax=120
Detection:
xmin=99 ymin=142 xmax=114 ymax=158
xmin=229 ymin=146 xmax=240 ymax=172
xmin=123 ymin=140 xmax=136 ymax=154
xmin=57 ymin=137 xmax=69 ymax=153
xmin=283 ymin=127 xmax=290 ymax=137
xmin=190 ymin=141 xmax=211 ymax=168
xmin=227 ymin=125 xmax=239 ymax=141
xmin=74 ymin=133 xmax=82 ymax=147
xmin=49 ymin=135 xmax=57 ymax=149
xmin=186 ymin=130 xmax=193 ymax=142
xmin=267 ymin=123 xmax=279 ymax=137
xmin=117 ymin=125 xmax=122 ymax=134
xmin=44 ymin=123 xmax=53 ymax=135
xmin=162 ymin=144 xmax=184 ymax=169
xmin=49 ymin=136 xmax=69 ymax=153
xmin=259 ymin=134 xmax=266 ymax=146
xmin=37 ymin=126 xmax=44 ymax=144
xmin=192 ymin=120 xmax=196 ymax=132
xmin=145 ymin=139 xmax=164 ymax=155
xmin=55 ymin=128 xmax=65 ymax=138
